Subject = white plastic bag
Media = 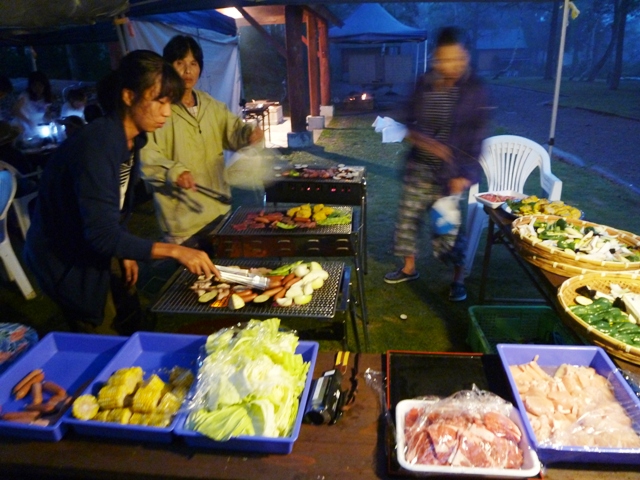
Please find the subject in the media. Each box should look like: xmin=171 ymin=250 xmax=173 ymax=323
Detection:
xmin=430 ymin=194 xmax=461 ymax=236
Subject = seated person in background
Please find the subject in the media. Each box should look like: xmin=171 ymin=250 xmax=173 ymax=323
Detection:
xmin=60 ymin=87 xmax=87 ymax=121
xmin=140 ymin=35 xmax=263 ymax=245
xmin=12 ymin=71 xmax=53 ymax=139
xmin=84 ymin=103 xmax=103 ymax=123
xmin=23 ymin=50 xmax=219 ymax=335
xmin=0 ymin=76 xmax=14 ymax=121
xmin=61 ymin=115 xmax=84 ymax=138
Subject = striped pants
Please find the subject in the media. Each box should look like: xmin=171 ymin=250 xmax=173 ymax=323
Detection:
xmin=392 ymin=159 xmax=467 ymax=266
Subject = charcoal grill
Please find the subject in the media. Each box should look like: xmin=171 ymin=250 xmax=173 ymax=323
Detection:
xmin=210 ymin=205 xmax=369 ymax=350
xmin=264 ymin=166 xmax=367 ymax=271
xmin=149 ymin=260 xmax=362 ymax=350
xmin=152 ymin=260 xmax=342 ymax=319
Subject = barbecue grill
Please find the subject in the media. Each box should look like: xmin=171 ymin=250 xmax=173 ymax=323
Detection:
xmin=149 ymin=260 xmax=361 ymax=350
xmin=264 ymin=166 xmax=367 ymax=271
xmin=209 ymin=205 xmax=369 ymax=350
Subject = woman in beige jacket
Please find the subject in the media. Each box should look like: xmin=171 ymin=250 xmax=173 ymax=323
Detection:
xmin=141 ymin=35 xmax=263 ymax=243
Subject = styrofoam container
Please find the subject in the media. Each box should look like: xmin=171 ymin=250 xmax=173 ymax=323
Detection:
xmin=474 ymin=191 xmax=527 ymax=209
xmin=395 ymin=398 xmax=540 ymax=477
xmin=64 ymin=332 xmax=206 ymax=443
xmin=0 ymin=333 xmax=127 ymax=441
xmin=497 ymin=344 xmax=640 ymax=465
xmin=174 ymin=340 xmax=319 ymax=454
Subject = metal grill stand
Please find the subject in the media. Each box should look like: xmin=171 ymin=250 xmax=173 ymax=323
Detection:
xmin=262 ymin=167 xmax=368 ymax=349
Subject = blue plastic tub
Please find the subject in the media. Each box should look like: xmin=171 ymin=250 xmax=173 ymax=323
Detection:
xmin=63 ymin=332 xmax=206 ymax=443
xmin=173 ymin=340 xmax=319 ymax=454
xmin=497 ymin=344 xmax=640 ymax=465
xmin=0 ymin=333 xmax=127 ymax=441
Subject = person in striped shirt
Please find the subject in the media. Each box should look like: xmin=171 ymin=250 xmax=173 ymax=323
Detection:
xmin=384 ymin=27 xmax=490 ymax=302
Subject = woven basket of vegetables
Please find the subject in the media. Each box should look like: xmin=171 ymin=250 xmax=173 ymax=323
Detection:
xmin=512 ymin=215 xmax=640 ymax=272
xmin=517 ymin=250 xmax=625 ymax=277
xmin=557 ymin=272 xmax=640 ymax=365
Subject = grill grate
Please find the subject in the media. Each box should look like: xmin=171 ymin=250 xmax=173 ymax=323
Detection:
xmin=151 ymin=260 xmax=344 ymax=319
xmin=218 ymin=206 xmax=353 ymax=236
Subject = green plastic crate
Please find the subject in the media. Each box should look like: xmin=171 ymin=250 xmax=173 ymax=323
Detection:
xmin=467 ymin=306 xmax=579 ymax=354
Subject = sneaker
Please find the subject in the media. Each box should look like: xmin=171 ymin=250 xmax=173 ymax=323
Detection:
xmin=449 ymin=282 xmax=467 ymax=302
xmin=384 ymin=268 xmax=419 ymax=284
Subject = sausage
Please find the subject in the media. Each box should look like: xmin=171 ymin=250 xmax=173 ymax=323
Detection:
xmin=42 ymin=381 xmax=67 ymax=398
xmin=13 ymin=369 xmax=45 ymax=400
xmin=2 ymin=411 xmax=40 ymax=422
xmin=273 ymin=287 xmax=287 ymax=301
xmin=282 ymin=272 xmax=296 ymax=285
xmin=254 ymin=216 xmax=271 ymax=224
xmin=234 ymin=289 xmax=255 ymax=299
xmin=261 ymin=286 xmax=284 ymax=298
xmin=283 ymin=276 xmax=302 ymax=289
xmin=30 ymin=382 xmax=43 ymax=405
xmin=237 ymin=292 xmax=258 ymax=302
xmin=267 ymin=275 xmax=285 ymax=282
xmin=268 ymin=279 xmax=283 ymax=288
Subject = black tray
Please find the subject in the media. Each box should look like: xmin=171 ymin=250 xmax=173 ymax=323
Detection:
xmin=384 ymin=351 xmax=519 ymax=477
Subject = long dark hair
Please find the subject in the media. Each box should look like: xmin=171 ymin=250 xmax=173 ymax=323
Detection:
xmin=163 ymin=35 xmax=204 ymax=77
xmin=26 ymin=71 xmax=52 ymax=103
xmin=99 ymin=50 xmax=184 ymax=118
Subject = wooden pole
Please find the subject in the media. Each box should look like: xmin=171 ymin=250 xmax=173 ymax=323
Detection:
xmin=285 ymin=6 xmax=307 ymax=132
xmin=305 ymin=11 xmax=319 ymax=117
xmin=317 ymin=16 xmax=331 ymax=106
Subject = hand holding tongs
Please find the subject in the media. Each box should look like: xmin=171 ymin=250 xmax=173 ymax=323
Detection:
xmin=215 ymin=265 xmax=270 ymax=290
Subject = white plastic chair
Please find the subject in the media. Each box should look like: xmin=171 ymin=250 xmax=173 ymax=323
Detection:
xmin=464 ymin=135 xmax=563 ymax=275
xmin=0 ymin=161 xmax=39 ymax=240
xmin=0 ymin=169 xmax=36 ymax=299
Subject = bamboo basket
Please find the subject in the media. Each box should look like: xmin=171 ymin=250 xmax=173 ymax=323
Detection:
xmin=512 ymin=215 xmax=640 ymax=272
xmin=517 ymin=250 xmax=640 ymax=277
xmin=557 ymin=272 xmax=640 ymax=365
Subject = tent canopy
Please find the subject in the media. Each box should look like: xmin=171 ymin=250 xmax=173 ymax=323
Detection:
xmin=329 ymin=3 xmax=428 ymax=43
xmin=0 ymin=0 xmax=236 ymax=46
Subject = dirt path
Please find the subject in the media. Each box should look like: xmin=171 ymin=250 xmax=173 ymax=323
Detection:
xmin=489 ymin=84 xmax=640 ymax=194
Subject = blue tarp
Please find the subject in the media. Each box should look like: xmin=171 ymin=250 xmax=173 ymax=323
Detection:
xmin=329 ymin=4 xmax=427 ymax=43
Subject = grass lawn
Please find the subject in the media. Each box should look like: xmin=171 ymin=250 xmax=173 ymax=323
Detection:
xmin=2 ymin=79 xmax=639 ymax=355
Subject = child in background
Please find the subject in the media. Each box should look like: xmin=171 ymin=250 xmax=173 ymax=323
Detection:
xmin=61 ymin=87 xmax=87 ymax=121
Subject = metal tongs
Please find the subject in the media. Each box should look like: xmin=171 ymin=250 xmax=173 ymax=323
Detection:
xmin=195 ymin=184 xmax=232 ymax=205
xmin=215 ymin=265 xmax=270 ymax=290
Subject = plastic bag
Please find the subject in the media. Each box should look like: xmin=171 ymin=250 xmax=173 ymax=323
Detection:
xmin=430 ymin=194 xmax=461 ymax=236
xmin=223 ymin=145 xmax=276 ymax=189
xmin=400 ymin=387 xmax=525 ymax=469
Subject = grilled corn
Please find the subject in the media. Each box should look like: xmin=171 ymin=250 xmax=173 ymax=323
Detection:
xmin=72 ymin=394 xmax=100 ymax=421
xmin=97 ymin=384 xmax=129 ymax=410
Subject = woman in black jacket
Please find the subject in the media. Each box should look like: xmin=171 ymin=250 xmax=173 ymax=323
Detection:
xmin=24 ymin=50 xmax=219 ymax=334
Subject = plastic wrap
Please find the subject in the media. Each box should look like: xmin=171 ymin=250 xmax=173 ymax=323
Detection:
xmin=399 ymin=387 xmax=525 ymax=470
xmin=509 ymin=357 xmax=640 ymax=450
xmin=183 ymin=319 xmax=310 ymax=441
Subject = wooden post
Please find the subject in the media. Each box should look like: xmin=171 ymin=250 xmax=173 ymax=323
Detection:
xmin=317 ymin=16 xmax=331 ymax=106
xmin=305 ymin=11 xmax=319 ymax=117
xmin=285 ymin=6 xmax=307 ymax=133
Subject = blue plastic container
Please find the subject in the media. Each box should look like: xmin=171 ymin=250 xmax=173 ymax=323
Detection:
xmin=497 ymin=344 xmax=640 ymax=465
xmin=173 ymin=340 xmax=319 ymax=454
xmin=63 ymin=332 xmax=206 ymax=443
xmin=0 ymin=333 xmax=127 ymax=441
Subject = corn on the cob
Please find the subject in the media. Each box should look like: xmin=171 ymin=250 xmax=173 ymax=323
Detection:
xmin=128 ymin=412 xmax=144 ymax=425
xmin=94 ymin=410 xmax=110 ymax=422
xmin=97 ymin=384 xmax=129 ymax=410
xmin=106 ymin=407 xmax=132 ymax=424
xmin=171 ymin=386 xmax=189 ymax=402
xmin=132 ymin=385 xmax=162 ymax=413
xmin=107 ymin=367 xmax=143 ymax=394
xmin=157 ymin=391 xmax=182 ymax=415
xmin=72 ymin=394 xmax=100 ymax=421
xmin=144 ymin=374 xmax=166 ymax=392
xmin=146 ymin=412 xmax=172 ymax=428
xmin=169 ymin=367 xmax=194 ymax=390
